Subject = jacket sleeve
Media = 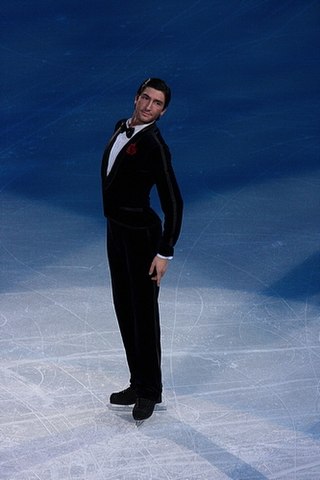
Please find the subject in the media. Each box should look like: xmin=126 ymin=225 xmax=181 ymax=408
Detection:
xmin=153 ymin=142 xmax=183 ymax=257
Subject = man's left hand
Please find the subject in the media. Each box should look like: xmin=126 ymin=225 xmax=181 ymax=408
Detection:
xmin=149 ymin=256 xmax=169 ymax=286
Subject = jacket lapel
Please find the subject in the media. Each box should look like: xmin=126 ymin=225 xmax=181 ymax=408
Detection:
xmin=101 ymin=124 xmax=124 ymax=177
xmin=102 ymin=122 xmax=157 ymax=184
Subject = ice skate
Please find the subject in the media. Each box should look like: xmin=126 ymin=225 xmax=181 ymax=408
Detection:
xmin=132 ymin=397 xmax=159 ymax=423
xmin=109 ymin=386 xmax=137 ymax=409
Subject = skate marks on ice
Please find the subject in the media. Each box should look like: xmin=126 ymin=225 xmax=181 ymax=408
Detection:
xmin=99 ymin=401 xmax=269 ymax=480
xmin=1 ymin=392 xmax=320 ymax=479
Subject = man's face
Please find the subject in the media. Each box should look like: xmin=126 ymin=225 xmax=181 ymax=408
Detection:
xmin=131 ymin=87 xmax=166 ymax=126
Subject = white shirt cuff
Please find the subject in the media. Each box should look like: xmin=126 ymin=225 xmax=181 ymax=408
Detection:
xmin=157 ymin=253 xmax=173 ymax=260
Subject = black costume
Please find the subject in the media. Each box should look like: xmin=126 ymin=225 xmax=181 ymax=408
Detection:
xmin=101 ymin=119 xmax=183 ymax=401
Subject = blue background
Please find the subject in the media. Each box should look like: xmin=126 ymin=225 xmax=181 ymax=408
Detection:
xmin=1 ymin=2 xmax=320 ymax=479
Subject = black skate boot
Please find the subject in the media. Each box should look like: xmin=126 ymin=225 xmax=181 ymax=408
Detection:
xmin=110 ymin=386 xmax=137 ymax=406
xmin=132 ymin=397 xmax=157 ymax=424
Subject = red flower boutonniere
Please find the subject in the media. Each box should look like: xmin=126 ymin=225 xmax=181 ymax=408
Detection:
xmin=126 ymin=143 xmax=137 ymax=156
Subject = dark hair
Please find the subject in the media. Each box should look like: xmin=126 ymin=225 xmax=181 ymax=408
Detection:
xmin=136 ymin=78 xmax=171 ymax=109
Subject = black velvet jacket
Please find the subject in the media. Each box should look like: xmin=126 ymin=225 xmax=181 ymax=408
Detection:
xmin=101 ymin=120 xmax=183 ymax=257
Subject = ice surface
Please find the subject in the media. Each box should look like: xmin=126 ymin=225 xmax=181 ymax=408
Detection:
xmin=1 ymin=1 xmax=319 ymax=479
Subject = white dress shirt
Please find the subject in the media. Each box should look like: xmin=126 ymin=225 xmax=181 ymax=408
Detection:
xmin=107 ymin=119 xmax=153 ymax=175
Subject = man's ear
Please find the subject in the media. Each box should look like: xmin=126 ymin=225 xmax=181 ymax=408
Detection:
xmin=159 ymin=108 xmax=167 ymax=118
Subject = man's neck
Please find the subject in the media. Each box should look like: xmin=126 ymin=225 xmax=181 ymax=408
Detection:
xmin=128 ymin=117 xmax=154 ymax=128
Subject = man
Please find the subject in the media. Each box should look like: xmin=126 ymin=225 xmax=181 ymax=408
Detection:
xmin=101 ymin=78 xmax=183 ymax=422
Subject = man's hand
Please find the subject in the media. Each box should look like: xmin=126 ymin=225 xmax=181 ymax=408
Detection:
xmin=149 ymin=256 xmax=169 ymax=286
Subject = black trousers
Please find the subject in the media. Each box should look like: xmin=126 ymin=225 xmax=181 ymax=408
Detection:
xmin=107 ymin=218 xmax=163 ymax=401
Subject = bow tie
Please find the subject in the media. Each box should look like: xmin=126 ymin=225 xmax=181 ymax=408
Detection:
xmin=119 ymin=122 xmax=135 ymax=138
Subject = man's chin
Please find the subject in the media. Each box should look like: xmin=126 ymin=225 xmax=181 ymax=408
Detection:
xmin=141 ymin=113 xmax=153 ymax=121
xmin=132 ymin=112 xmax=155 ymax=125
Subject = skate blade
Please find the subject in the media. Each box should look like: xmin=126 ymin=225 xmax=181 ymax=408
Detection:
xmin=107 ymin=403 xmax=134 ymax=412
xmin=108 ymin=402 xmax=167 ymax=412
